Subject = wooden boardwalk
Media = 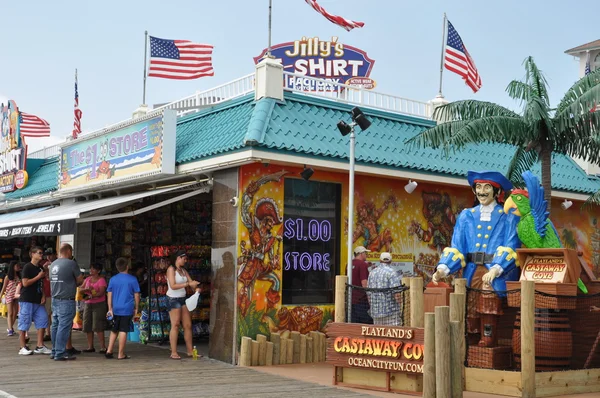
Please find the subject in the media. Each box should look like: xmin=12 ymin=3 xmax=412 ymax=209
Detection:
xmin=0 ymin=318 xmax=371 ymax=398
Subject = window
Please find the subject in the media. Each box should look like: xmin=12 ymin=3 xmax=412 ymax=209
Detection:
xmin=282 ymin=178 xmax=341 ymax=305
xmin=594 ymin=53 xmax=600 ymax=72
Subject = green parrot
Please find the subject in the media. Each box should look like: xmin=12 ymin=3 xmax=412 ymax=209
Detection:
xmin=503 ymin=171 xmax=587 ymax=293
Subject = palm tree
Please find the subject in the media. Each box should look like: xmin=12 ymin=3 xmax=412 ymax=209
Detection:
xmin=408 ymin=56 xmax=600 ymax=216
xmin=561 ymin=228 xmax=577 ymax=249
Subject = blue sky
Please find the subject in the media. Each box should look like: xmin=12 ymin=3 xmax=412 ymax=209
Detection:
xmin=1 ymin=0 xmax=594 ymax=152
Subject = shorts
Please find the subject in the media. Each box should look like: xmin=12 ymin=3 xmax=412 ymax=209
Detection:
xmin=18 ymin=302 xmax=49 ymax=331
xmin=168 ymin=297 xmax=186 ymax=310
xmin=83 ymin=302 xmax=107 ymax=333
xmin=111 ymin=315 xmax=133 ymax=334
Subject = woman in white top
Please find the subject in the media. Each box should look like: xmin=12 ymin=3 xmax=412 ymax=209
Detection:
xmin=166 ymin=250 xmax=200 ymax=360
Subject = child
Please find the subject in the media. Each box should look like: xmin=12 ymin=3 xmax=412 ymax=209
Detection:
xmin=105 ymin=257 xmax=140 ymax=360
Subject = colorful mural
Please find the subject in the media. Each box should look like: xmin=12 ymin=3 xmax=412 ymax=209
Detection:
xmin=236 ymin=163 xmax=600 ymax=345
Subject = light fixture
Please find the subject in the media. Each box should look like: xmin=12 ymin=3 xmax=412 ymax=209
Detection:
xmin=337 ymin=121 xmax=353 ymax=136
xmin=405 ymin=180 xmax=418 ymax=194
xmin=300 ymin=165 xmax=314 ymax=181
xmin=561 ymin=199 xmax=573 ymax=210
xmin=351 ymin=107 xmax=371 ymax=131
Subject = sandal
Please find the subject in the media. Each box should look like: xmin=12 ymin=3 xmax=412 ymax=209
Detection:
xmin=117 ymin=355 xmax=131 ymax=360
xmin=105 ymin=352 xmax=114 ymax=359
xmin=170 ymin=354 xmax=181 ymax=360
xmin=83 ymin=348 xmax=96 ymax=353
xmin=99 ymin=348 xmax=107 ymax=354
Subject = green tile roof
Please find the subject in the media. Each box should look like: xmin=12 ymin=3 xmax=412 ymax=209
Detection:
xmin=5 ymin=157 xmax=59 ymax=199
xmin=147 ymin=91 xmax=600 ymax=195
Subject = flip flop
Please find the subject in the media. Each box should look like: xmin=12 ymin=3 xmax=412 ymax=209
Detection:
xmin=117 ymin=355 xmax=131 ymax=360
xmin=99 ymin=349 xmax=107 ymax=354
xmin=170 ymin=354 xmax=181 ymax=360
xmin=105 ymin=353 xmax=114 ymax=359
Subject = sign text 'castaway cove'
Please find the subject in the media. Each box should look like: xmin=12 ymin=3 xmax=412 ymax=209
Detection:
xmin=254 ymin=36 xmax=375 ymax=92
xmin=59 ymin=110 xmax=176 ymax=191
xmin=0 ymin=100 xmax=27 ymax=193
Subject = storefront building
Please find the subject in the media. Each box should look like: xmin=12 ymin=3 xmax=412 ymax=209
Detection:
xmin=1 ymin=60 xmax=600 ymax=365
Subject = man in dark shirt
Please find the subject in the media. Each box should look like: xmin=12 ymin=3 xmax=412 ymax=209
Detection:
xmin=350 ymin=246 xmax=373 ymax=324
xmin=18 ymin=246 xmax=51 ymax=356
xmin=50 ymin=243 xmax=83 ymax=361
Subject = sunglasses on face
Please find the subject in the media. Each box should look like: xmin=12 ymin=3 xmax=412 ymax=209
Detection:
xmin=35 ymin=252 xmax=43 ymax=255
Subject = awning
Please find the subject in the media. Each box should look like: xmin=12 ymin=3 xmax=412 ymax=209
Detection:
xmin=0 ymin=183 xmax=212 ymax=239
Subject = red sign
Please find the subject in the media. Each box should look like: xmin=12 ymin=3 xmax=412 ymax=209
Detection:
xmin=14 ymin=170 xmax=28 ymax=189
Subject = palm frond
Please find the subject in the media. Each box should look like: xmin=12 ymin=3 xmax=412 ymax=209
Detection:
xmin=582 ymin=189 xmax=600 ymax=211
xmin=432 ymin=100 xmax=520 ymax=122
xmin=407 ymin=116 xmax=530 ymax=151
xmin=522 ymin=56 xmax=551 ymax=107
xmin=505 ymin=146 xmax=539 ymax=188
xmin=522 ymin=96 xmax=554 ymax=131
xmin=556 ymin=67 xmax=600 ymax=115
xmin=506 ymin=80 xmax=532 ymax=104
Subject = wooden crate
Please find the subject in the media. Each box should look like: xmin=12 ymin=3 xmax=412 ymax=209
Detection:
xmin=467 ymin=346 xmax=512 ymax=370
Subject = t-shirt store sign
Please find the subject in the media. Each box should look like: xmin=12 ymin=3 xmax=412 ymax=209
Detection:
xmin=254 ymin=36 xmax=376 ymax=92
xmin=59 ymin=109 xmax=177 ymax=191
xmin=0 ymin=100 xmax=29 ymax=193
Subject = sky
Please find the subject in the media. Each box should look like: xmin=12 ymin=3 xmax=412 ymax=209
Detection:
xmin=1 ymin=0 xmax=595 ymax=153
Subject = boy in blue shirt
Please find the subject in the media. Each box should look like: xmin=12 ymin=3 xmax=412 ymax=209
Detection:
xmin=105 ymin=257 xmax=140 ymax=360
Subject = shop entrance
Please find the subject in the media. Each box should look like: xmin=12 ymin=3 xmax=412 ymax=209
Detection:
xmin=88 ymin=189 xmax=213 ymax=354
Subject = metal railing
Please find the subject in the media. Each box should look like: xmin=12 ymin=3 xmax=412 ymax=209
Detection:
xmin=282 ymin=72 xmax=432 ymax=119
xmin=28 ymin=145 xmax=61 ymax=159
xmin=153 ymin=73 xmax=255 ymax=116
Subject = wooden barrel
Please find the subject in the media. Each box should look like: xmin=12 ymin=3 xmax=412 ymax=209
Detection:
xmin=513 ymin=309 xmax=572 ymax=371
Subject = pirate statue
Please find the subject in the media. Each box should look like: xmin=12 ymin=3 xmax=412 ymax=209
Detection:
xmin=432 ymin=171 xmax=521 ymax=347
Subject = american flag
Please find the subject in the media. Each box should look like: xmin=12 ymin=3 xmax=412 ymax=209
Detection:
xmin=305 ymin=0 xmax=364 ymax=31
xmin=72 ymin=70 xmax=82 ymax=139
xmin=148 ymin=36 xmax=214 ymax=80
xmin=444 ymin=20 xmax=482 ymax=93
xmin=585 ymin=51 xmax=591 ymax=76
xmin=20 ymin=112 xmax=51 ymax=138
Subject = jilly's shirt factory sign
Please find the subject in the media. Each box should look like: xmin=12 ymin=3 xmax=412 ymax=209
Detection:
xmin=0 ymin=100 xmax=29 ymax=193
xmin=326 ymin=323 xmax=424 ymax=374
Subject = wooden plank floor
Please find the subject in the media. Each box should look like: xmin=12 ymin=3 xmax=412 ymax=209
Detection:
xmin=0 ymin=318 xmax=371 ymax=398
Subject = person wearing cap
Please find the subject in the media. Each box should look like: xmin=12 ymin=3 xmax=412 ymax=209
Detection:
xmin=367 ymin=252 xmax=404 ymax=326
xmin=350 ymin=246 xmax=373 ymax=324
xmin=431 ymin=171 xmax=521 ymax=346
xmin=166 ymin=250 xmax=201 ymax=360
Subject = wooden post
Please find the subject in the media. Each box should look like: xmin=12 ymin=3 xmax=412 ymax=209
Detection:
xmin=521 ymin=280 xmax=536 ymax=398
xmin=239 ymin=336 xmax=252 ymax=366
xmin=266 ymin=342 xmax=274 ymax=366
xmin=270 ymin=332 xmax=281 ymax=365
xmin=300 ymin=334 xmax=307 ymax=363
xmin=251 ymin=340 xmax=259 ymax=366
xmin=286 ymin=339 xmax=294 ymax=364
xmin=403 ymin=277 xmax=413 ymax=326
xmin=279 ymin=338 xmax=288 ymax=365
xmin=450 ymin=320 xmax=462 ymax=398
xmin=435 ymin=306 xmax=451 ymax=397
xmin=291 ymin=331 xmax=301 ymax=363
xmin=310 ymin=331 xmax=320 ymax=362
xmin=454 ymin=278 xmax=467 ymax=296
xmin=306 ymin=336 xmax=313 ymax=363
xmin=335 ymin=275 xmax=348 ymax=322
xmin=423 ymin=312 xmax=436 ymax=398
xmin=449 ymin=293 xmax=466 ymax=390
xmin=410 ymin=277 xmax=424 ymax=327
xmin=257 ymin=334 xmax=267 ymax=366
xmin=320 ymin=332 xmax=327 ymax=362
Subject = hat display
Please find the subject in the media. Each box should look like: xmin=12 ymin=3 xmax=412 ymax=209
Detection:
xmin=175 ymin=250 xmax=187 ymax=258
xmin=380 ymin=252 xmax=392 ymax=263
xmin=353 ymin=246 xmax=370 ymax=254
xmin=467 ymin=170 xmax=513 ymax=192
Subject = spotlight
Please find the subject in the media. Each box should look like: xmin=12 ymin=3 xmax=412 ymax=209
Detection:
xmin=300 ymin=166 xmax=314 ymax=181
xmin=561 ymin=199 xmax=573 ymax=210
xmin=405 ymin=180 xmax=418 ymax=194
xmin=351 ymin=107 xmax=371 ymax=131
xmin=337 ymin=121 xmax=353 ymax=136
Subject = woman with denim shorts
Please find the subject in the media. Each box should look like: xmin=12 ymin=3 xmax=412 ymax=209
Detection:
xmin=166 ymin=250 xmax=201 ymax=360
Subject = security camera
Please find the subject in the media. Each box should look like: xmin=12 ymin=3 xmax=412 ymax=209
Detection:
xmin=230 ymin=197 xmax=239 ymax=207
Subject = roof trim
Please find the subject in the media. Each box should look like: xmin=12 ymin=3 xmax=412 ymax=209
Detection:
xmin=177 ymin=92 xmax=255 ymax=124
xmin=244 ymin=98 xmax=276 ymax=146
xmin=565 ymin=39 xmax=600 ymax=55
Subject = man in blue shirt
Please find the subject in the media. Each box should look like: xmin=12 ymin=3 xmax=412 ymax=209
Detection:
xmin=105 ymin=257 xmax=140 ymax=360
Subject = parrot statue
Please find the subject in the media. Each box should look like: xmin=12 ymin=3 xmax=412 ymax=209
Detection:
xmin=503 ymin=171 xmax=587 ymax=293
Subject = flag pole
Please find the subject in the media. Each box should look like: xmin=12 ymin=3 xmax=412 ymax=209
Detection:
xmin=143 ymin=30 xmax=148 ymax=104
xmin=438 ymin=13 xmax=447 ymax=96
xmin=267 ymin=0 xmax=273 ymax=57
